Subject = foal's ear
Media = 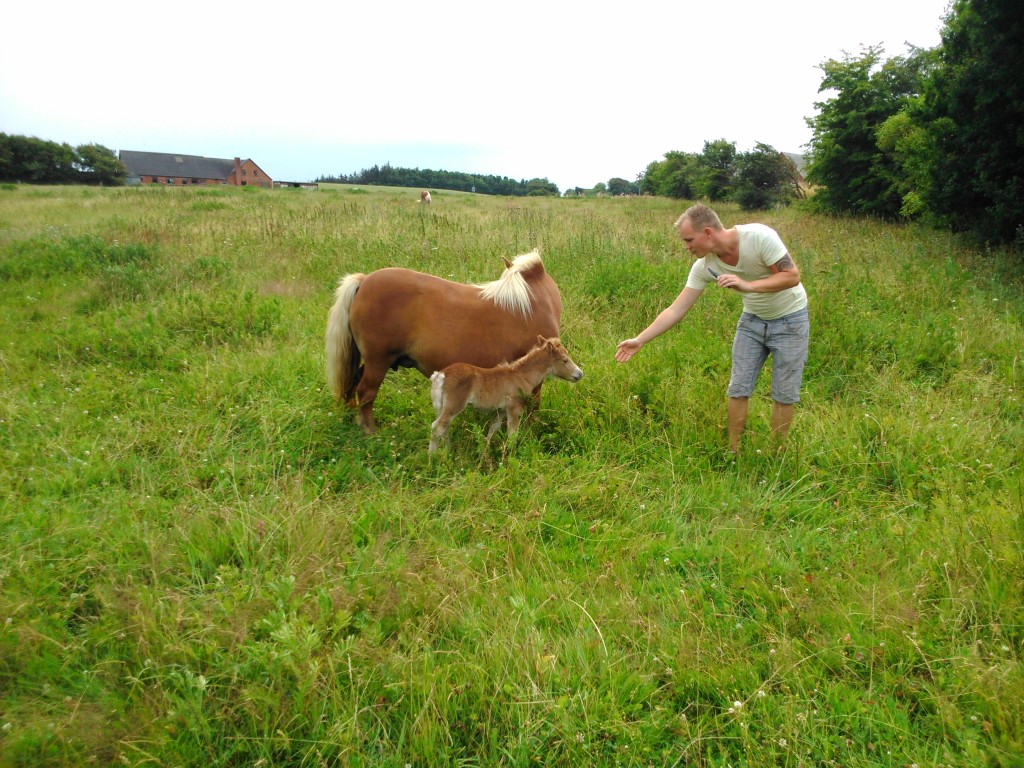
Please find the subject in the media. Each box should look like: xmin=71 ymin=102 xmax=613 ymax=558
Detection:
xmin=503 ymin=257 xmax=513 ymax=269
xmin=536 ymin=334 xmax=546 ymax=346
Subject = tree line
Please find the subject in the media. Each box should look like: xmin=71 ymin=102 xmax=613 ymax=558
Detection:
xmin=317 ymin=164 xmax=560 ymax=197
xmin=638 ymin=141 xmax=802 ymax=211
xmin=0 ymin=134 xmax=126 ymax=186
xmin=804 ymin=0 xmax=1021 ymax=247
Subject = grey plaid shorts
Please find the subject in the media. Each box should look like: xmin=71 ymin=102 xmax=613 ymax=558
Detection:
xmin=727 ymin=307 xmax=809 ymax=404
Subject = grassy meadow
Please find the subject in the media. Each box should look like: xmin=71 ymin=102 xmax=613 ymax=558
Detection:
xmin=0 ymin=182 xmax=1022 ymax=767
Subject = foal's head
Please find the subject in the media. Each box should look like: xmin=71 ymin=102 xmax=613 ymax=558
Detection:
xmin=533 ymin=336 xmax=584 ymax=383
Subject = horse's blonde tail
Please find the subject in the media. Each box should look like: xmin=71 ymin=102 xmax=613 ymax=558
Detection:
xmin=429 ymin=371 xmax=445 ymax=414
xmin=326 ymin=274 xmax=364 ymax=403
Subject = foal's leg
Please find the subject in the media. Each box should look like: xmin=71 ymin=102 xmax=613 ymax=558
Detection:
xmin=429 ymin=414 xmax=451 ymax=453
xmin=484 ymin=409 xmax=506 ymax=443
xmin=428 ymin=417 xmax=446 ymax=453
xmin=505 ymin=398 xmax=526 ymax=435
xmin=429 ymin=399 xmax=465 ymax=454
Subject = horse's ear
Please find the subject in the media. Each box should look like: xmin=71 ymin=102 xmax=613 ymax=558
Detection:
xmin=502 ymin=257 xmax=513 ymax=269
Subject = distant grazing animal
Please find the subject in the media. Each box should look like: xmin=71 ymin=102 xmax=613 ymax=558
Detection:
xmin=419 ymin=190 xmax=431 ymax=204
xmin=428 ymin=336 xmax=583 ymax=453
xmin=326 ymin=250 xmax=562 ymax=434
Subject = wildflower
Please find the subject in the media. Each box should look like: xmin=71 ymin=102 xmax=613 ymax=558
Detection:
xmin=778 ymin=738 xmax=787 ymax=747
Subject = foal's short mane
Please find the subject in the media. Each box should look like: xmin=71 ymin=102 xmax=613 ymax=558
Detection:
xmin=476 ymin=249 xmax=542 ymax=318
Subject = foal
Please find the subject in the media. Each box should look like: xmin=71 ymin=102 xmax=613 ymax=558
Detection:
xmin=428 ymin=336 xmax=583 ymax=453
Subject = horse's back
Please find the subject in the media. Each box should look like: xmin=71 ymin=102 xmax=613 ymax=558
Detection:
xmin=349 ymin=263 xmax=561 ymax=375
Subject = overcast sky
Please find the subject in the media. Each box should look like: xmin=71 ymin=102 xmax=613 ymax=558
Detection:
xmin=3 ymin=0 xmax=949 ymax=192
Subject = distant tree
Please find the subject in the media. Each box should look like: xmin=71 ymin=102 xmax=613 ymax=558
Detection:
xmin=0 ymin=133 xmax=76 ymax=183
xmin=642 ymin=151 xmax=701 ymax=198
xmin=805 ymin=45 xmax=926 ymax=218
xmin=318 ymin=165 xmax=560 ymax=197
xmin=920 ymin=0 xmax=1024 ymax=245
xmin=75 ymin=143 xmax=126 ymax=186
xmin=696 ymin=139 xmax=737 ymax=201
xmin=638 ymin=161 xmax=661 ymax=196
xmin=525 ymin=178 xmax=559 ymax=196
xmin=733 ymin=143 xmax=795 ymax=211
xmin=607 ymin=177 xmax=638 ymax=195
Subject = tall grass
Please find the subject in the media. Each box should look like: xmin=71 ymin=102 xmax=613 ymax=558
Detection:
xmin=0 ymin=184 xmax=1021 ymax=767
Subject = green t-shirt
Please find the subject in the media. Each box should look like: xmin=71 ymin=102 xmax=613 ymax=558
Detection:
xmin=685 ymin=223 xmax=808 ymax=320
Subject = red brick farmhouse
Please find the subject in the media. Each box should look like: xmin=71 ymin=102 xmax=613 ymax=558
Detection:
xmin=119 ymin=151 xmax=272 ymax=188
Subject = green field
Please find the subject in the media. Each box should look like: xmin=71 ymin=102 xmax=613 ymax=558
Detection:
xmin=1 ymin=183 xmax=1021 ymax=767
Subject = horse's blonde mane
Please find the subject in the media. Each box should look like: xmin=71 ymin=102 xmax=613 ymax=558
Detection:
xmin=476 ymin=249 xmax=541 ymax=317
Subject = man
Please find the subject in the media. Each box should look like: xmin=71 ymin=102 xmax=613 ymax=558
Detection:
xmin=615 ymin=203 xmax=809 ymax=453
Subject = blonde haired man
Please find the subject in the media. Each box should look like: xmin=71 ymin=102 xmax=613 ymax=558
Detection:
xmin=615 ymin=204 xmax=809 ymax=452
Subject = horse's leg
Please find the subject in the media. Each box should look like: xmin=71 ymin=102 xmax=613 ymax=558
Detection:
xmin=353 ymin=361 xmax=389 ymax=434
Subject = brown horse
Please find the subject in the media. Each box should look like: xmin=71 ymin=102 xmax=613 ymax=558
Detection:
xmin=428 ymin=336 xmax=583 ymax=453
xmin=326 ymin=249 xmax=562 ymax=434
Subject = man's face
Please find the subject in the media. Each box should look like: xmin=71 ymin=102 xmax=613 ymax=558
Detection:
xmin=677 ymin=219 xmax=711 ymax=257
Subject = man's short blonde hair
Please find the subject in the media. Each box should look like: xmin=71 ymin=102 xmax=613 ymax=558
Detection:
xmin=675 ymin=203 xmax=724 ymax=231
